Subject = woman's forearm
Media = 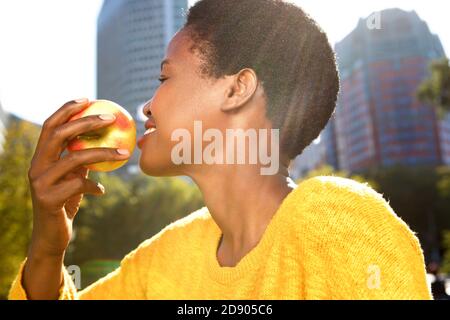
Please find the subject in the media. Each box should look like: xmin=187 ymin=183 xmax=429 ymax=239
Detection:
xmin=22 ymin=250 xmax=65 ymax=300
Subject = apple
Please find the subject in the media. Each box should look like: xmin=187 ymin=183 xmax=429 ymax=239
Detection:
xmin=67 ymin=99 xmax=136 ymax=172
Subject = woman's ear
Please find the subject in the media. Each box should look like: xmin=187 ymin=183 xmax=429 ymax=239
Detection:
xmin=220 ymin=68 xmax=259 ymax=112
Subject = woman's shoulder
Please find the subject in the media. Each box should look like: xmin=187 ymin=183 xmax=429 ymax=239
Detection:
xmin=290 ymin=175 xmax=417 ymax=240
xmin=295 ymin=175 xmax=382 ymax=202
xmin=128 ymin=206 xmax=214 ymax=257
xmin=289 ymin=176 xmax=430 ymax=299
xmin=291 ymin=175 xmax=421 ymax=249
xmin=293 ymin=175 xmax=393 ymax=217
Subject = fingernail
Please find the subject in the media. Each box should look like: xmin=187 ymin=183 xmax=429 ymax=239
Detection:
xmin=97 ymin=183 xmax=105 ymax=193
xmin=75 ymin=98 xmax=88 ymax=104
xmin=99 ymin=114 xmax=116 ymax=121
xmin=117 ymin=149 xmax=130 ymax=156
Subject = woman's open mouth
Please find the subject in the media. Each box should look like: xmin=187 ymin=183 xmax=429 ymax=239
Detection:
xmin=138 ymin=118 xmax=157 ymax=149
xmin=144 ymin=118 xmax=157 ymax=135
xmin=144 ymin=127 xmax=157 ymax=135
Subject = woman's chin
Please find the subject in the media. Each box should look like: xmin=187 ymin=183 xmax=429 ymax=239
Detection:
xmin=139 ymin=155 xmax=181 ymax=177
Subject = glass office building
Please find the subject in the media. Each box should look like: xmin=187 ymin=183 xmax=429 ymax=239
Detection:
xmin=332 ymin=9 xmax=447 ymax=172
xmin=97 ymin=0 xmax=188 ymax=175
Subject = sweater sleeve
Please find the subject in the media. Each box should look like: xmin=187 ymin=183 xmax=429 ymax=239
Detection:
xmin=8 ymin=258 xmax=78 ymax=300
xmin=8 ymin=239 xmax=153 ymax=300
xmin=298 ymin=176 xmax=433 ymax=300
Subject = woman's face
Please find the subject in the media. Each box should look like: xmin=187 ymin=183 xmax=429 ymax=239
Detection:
xmin=138 ymin=28 xmax=229 ymax=176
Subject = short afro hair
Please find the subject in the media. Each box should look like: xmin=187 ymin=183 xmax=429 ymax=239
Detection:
xmin=184 ymin=0 xmax=339 ymax=160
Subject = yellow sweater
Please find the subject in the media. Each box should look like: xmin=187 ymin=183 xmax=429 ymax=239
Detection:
xmin=8 ymin=176 xmax=432 ymax=300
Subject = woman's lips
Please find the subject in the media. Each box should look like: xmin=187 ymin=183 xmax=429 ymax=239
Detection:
xmin=145 ymin=118 xmax=156 ymax=129
xmin=138 ymin=124 xmax=157 ymax=149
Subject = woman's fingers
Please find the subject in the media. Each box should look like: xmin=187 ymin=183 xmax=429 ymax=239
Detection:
xmin=60 ymin=168 xmax=91 ymax=219
xmin=51 ymin=177 xmax=105 ymax=210
xmin=80 ymin=167 xmax=90 ymax=179
xmin=40 ymin=114 xmax=117 ymax=160
xmin=31 ymin=99 xmax=91 ymax=176
xmin=35 ymin=99 xmax=90 ymax=152
xmin=61 ymin=166 xmax=89 ymax=183
xmin=44 ymin=148 xmax=130 ymax=185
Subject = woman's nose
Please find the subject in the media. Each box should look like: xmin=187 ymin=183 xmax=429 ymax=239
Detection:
xmin=142 ymin=98 xmax=153 ymax=117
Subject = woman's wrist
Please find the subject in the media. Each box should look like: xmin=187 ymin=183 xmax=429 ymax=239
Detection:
xmin=28 ymin=230 xmax=68 ymax=259
xmin=27 ymin=249 xmax=65 ymax=264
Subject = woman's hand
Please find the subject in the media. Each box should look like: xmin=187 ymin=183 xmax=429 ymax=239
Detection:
xmin=22 ymin=98 xmax=131 ymax=299
xmin=27 ymin=98 xmax=131 ymax=257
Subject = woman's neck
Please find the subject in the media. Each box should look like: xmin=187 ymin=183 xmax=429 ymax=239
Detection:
xmin=188 ymin=162 xmax=295 ymax=267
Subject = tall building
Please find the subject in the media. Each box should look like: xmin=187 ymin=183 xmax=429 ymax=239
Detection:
xmin=289 ymin=112 xmax=341 ymax=179
xmin=289 ymin=136 xmax=326 ymax=180
xmin=321 ymin=117 xmax=340 ymax=170
xmin=439 ymin=113 xmax=450 ymax=165
xmin=97 ymin=0 xmax=188 ymax=175
xmin=0 ymin=101 xmax=9 ymax=154
xmin=332 ymin=8 xmax=447 ymax=172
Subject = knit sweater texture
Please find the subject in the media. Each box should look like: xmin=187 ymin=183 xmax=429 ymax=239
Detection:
xmin=8 ymin=176 xmax=432 ymax=299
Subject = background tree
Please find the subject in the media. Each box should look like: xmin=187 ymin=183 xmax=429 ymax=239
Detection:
xmin=0 ymin=119 xmax=40 ymax=299
xmin=442 ymin=231 xmax=450 ymax=274
xmin=437 ymin=168 xmax=450 ymax=272
xmin=417 ymin=57 xmax=450 ymax=119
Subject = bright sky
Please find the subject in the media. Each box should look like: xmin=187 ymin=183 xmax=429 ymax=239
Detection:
xmin=0 ymin=0 xmax=448 ymax=125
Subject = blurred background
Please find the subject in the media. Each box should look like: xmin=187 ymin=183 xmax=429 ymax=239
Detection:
xmin=0 ymin=0 xmax=450 ymax=299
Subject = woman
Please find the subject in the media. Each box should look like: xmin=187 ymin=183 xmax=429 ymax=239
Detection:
xmin=9 ymin=0 xmax=431 ymax=299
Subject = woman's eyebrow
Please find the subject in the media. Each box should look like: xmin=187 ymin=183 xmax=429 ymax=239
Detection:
xmin=160 ymin=59 xmax=171 ymax=71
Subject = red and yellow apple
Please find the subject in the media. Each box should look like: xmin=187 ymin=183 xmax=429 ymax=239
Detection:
xmin=67 ymin=99 xmax=136 ymax=172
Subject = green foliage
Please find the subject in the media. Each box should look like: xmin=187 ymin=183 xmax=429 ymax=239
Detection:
xmin=442 ymin=231 xmax=450 ymax=274
xmin=0 ymin=120 xmax=40 ymax=299
xmin=79 ymin=260 xmax=121 ymax=288
xmin=417 ymin=57 xmax=450 ymax=119
xmin=437 ymin=169 xmax=450 ymax=273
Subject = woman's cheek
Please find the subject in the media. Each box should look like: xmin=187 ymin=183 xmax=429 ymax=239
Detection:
xmin=160 ymin=117 xmax=186 ymax=148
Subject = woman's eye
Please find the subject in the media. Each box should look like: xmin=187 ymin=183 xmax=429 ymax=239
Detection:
xmin=158 ymin=77 xmax=167 ymax=83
